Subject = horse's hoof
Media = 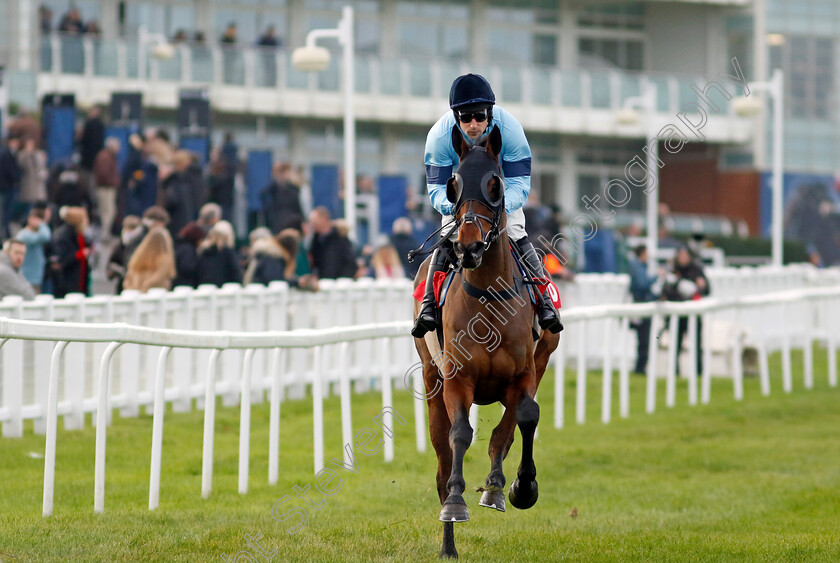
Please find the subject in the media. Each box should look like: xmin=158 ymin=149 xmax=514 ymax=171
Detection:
xmin=478 ymin=489 xmax=505 ymax=512
xmin=508 ymin=479 xmax=539 ymax=510
xmin=439 ymin=502 xmax=469 ymax=523
xmin=439 ymin=547 xmax=459 ymax=560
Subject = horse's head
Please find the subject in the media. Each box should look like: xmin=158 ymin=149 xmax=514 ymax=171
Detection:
xmin=446 ymin=126 xmax=504 ymax=270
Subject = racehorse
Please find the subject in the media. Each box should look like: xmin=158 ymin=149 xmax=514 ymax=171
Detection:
xmin=412 ymin=126 xmax=560 ymax=558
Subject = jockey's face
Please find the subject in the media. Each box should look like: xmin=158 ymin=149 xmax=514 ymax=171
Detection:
xmin=458 ymin=107 xmax=489 ymax=141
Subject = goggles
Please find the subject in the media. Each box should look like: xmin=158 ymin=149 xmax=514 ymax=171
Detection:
xmin=457 ymin=108 xmax=489 ymax=123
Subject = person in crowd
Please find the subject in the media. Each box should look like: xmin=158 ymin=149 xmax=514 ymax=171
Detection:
xmin=206 ymin=148 xmax=235 ymax=222
xmin=15 ymin=207 xmax=51 ymax=292
xmin=124 ymin=206 xmax=170 ymax=265
xmin=628 ymin=245 xmax=661 ymax=375
xmin=172 ymin=222 xmax=206 ymax=288
xmin=260 ymin=162 xmax=304 ymax=233
xmin=221 ymin=132 xmax=239 ymax=174
xmin=123 ymin=228 xmax=176 ymax=293
xmin=662 ymin=245 xmax=710 ymax=375
xmin=657 ymin=202 xmax=681 ymax=250
xmin=92 ymin=137 xmax=121 ymax=242
xmin=124 ymin=134 xmax=159 ymax=218
xmin=185 ymin=152 xmax=207 ymax=220
xmin=17 ymin=138 xmax=48 ymax=218
xmin=52 ymin=168 xmax=97 ymax=221
xmin=242 ymin=228 xmax=285 ymax=285
xmin=219 ymin=23 xmax=239 ymax=82
xmin=145 ymin=128 xmax=175 ymax=171
xmin=0 ymin=239 xmax=36 ymax=300
xmin=244 ymin=228 xmax=317 ymax=289
xmin=50 ymin=206 xmax=91 ymax=297
xmin=106 ymin=215 xmax=142 ymax=294
xmin=308 ymin=206 xmax=357 ymax=279
xmin=0 ymin=136 xmax=23 ymax=239
xmin=368 ymin=244 xmax=405 ymax=279
xmin=220 ymin=22 xmax=238 ymax=44
xmin=195 ymin=202 xmax=222 ymax=234
xmin=195 ymin=220 xmax=241 ymax=287
xmin=78 ymin=107 xmax=105 ymax=185
xmin=255 ymin=25 xmax=280 ymax=84
xmin=160 ymin=150 xmax=199 ymax=237
xmin=172 ymin=29 xmax=188 ymax=44
xmin=8 ymin=112 xmax=42 ymax=147
xmin=257 ymin=25 xmax=280 ymax=47
xmin=58 ymin=7 xmax=85 ymax=34
xmin=389 ymin=217 xmax=420 ymax=279
xmin=39 ymin=5 xmax=53 ymax=33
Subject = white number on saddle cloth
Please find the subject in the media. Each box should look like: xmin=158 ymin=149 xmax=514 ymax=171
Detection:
xmin=536 ymin=278 xmax=562 ymax=309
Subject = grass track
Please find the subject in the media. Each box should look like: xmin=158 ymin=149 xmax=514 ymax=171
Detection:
xmin=1 ymin=348 xmax=840 ymax=562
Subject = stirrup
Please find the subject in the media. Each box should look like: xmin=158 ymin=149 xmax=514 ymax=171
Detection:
xmin=411 ymin=299 xmax=438 ymax=338
xmin=536 ymin=293 xmax=563 ymax=333
xmin=538 ymin=312 xmax=564 ymax=334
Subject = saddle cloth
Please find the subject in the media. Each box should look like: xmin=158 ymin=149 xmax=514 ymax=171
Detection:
xmin=412 ymin=270 xmax=562 ymax=310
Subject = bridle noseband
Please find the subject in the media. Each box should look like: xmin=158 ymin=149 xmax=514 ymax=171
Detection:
xmin=456 ymin=199 xmax=502 ymax=251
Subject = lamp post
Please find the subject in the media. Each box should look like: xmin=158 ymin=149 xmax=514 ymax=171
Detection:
xmin=617 ymin=83 xmax=659 ymax=275
xmin=734 ymin=69 xmax=784 ymax=267
xmin=137 ymin=27 xmax=175 ymax=83
xmin=292 ymin=6 xmax=356 ymax=241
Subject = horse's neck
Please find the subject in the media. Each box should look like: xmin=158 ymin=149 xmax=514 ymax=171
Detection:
xmin=463 ymin=233 xmax=514 ymax=289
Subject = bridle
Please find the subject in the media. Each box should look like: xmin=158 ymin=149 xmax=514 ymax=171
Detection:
xmin=450 ymin=166 xmax=505 ymax=252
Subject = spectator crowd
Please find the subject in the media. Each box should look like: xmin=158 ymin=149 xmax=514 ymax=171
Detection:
xmin=0 ymin=107 xmax=422 ymax=302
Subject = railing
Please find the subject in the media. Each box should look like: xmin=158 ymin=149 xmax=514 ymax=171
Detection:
xmin=0 ymin=281 xmax=837 ymax=517
xmin=0 ymin=275 xmax=630 ymax=438
xmin=38 ymin=32 xmax=732 ymax=116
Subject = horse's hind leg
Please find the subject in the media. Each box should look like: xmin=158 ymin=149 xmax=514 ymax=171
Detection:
xmin=479 ymin=407 xmax=516 ymax=512
xmin=439 ymin=382 xmax=474 ymax=524
xmin=508 ymin=390 xmax=540 ymax=510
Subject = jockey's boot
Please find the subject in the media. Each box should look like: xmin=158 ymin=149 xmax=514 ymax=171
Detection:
xmin=515 ymin=237 xmax=564 ymax=334
xmin=411 ymin=242 xmax=453 ymax=338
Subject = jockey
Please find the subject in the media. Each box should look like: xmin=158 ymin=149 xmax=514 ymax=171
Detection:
xmin=411 ymin=73 xmax=564 ymax=338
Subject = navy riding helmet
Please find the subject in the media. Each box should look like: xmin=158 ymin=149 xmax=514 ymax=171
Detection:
xmin=449 ymin=74 xmax=496 ymax=121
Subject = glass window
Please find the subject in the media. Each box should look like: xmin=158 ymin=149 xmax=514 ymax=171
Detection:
xmin=578 ymin=3 xmax=645 ymax=31
xmin=356 ymin=18 xmax=379 ymax=54
xmin=396 ymin=0 xmax=468 ymax=59
xmin=533 ymin=34 xmax=557 ymax=66
xmin=125 ymin=3 xmax=166 ymax=35
xmin=486 ymin=27 xmax=531 ymax=63
xmin=775 ymin=35 xmax=835 ymax=120
xmin=578 ymin=37 xmax=645 ymax=71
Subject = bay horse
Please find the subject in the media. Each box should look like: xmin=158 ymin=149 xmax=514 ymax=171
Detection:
xmin=412 ymin=126 xmax=560 ymax=558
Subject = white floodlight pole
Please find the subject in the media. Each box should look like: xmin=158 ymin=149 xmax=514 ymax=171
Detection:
xmin=620 ymin=84 xmax=660 ymax=274
xmin=748 ymin=69 xmax=785 ymax=267
xmin=297 ymin=6 xmax=356 ymax=241
xmin=642 ymin=85 xmax=659 ymax=275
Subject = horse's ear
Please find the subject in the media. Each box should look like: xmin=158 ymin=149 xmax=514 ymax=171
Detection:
xmin=451 ymin=124 xmax=470 ymax=159
xmin=485 ymin=126 xmax=502 ymax=161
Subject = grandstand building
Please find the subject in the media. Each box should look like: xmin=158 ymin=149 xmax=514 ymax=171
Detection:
xmin=0 ymin=0 xmax=835 ymax=242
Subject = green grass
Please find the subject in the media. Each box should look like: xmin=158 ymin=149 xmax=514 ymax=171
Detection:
xmin=2 ymin=348 xmax=840 ymax=562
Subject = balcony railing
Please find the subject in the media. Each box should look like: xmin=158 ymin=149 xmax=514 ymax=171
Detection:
xmin=39 ymin=33 xmax=731 ymax=117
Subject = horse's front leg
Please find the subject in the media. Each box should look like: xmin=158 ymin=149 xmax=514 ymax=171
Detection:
xmin=439 ymin=380 xmax=474 ymax=523
xmin=479 ymin=406 xmax=516 ymax=512
xmin=507 ymin=378 xmax=540 ymax=510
